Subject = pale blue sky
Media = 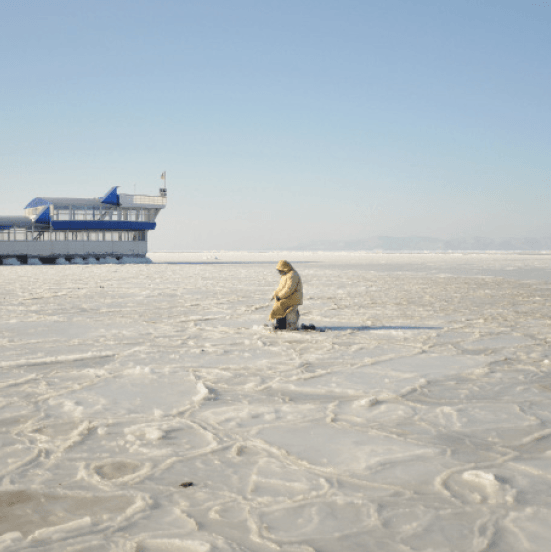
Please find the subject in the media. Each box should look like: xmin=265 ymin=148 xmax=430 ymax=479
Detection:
xmin=1 ymin=0 xmax=550 ymax=250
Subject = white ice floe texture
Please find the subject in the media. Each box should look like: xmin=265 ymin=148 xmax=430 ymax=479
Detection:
xmin=1 ymin=251 xmax=551 ymax=551
xmin=119 ymin=256 xmax=153 ymax=264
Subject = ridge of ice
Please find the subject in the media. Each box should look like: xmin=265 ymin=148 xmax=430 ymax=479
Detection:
xmin=2 ymin=251 xmax=551 ymax=551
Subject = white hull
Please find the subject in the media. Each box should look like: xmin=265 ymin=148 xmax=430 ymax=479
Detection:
xmin=0 ymin=241 xmax=147 ymax=264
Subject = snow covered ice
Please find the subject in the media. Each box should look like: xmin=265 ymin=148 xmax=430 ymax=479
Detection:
xmin=1 ymin=251 xmax=551 ymax=551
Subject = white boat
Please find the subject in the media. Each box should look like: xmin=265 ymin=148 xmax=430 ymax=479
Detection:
xmin=0 ymin=184 xmax=167 ymax=265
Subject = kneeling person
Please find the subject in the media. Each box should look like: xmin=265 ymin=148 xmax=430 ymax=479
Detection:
xmin=269 ymin=260 xmax=303 ymax=330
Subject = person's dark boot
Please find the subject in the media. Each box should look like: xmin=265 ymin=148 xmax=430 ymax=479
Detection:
xmin=274 ymin=317 xmax=287 ymax=330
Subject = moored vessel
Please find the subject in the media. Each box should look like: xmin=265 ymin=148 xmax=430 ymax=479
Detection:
xmin=0 ymin=182 xmax=167 ymax=265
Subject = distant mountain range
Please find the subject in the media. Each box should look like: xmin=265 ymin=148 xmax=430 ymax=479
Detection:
xmin=292 ymin=236 xmax=551 ymax=251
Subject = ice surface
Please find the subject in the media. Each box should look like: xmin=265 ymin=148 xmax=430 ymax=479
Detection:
xmin=1 ymin=251 xmax=551 ymax=551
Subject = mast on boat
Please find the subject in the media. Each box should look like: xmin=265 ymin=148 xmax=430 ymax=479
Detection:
xmin=160 ymin=171 xmax=167 ymax=198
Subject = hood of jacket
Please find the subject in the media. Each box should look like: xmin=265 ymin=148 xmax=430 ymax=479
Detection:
xmin=276 ymin=260 xmax=294 ymax=273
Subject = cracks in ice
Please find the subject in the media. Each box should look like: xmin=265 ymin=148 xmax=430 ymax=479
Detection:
xmin=3 ymin=254 xmax=551 ymax=550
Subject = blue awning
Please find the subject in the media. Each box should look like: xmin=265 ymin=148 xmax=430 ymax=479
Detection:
xmin=51 ymin=221 xmax=156 ymax=231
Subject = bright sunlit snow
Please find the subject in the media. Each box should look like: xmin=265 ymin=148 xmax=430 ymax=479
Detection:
xmin=1 ymin=252 xmax=551 ymax=551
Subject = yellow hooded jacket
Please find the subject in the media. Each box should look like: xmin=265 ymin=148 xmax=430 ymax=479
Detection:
xmin=269 ymin=260 xmax=303 ymax=321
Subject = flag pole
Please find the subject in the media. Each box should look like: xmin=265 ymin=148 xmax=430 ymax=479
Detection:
xmin=160 ymin=171 xmax=167 ymax=199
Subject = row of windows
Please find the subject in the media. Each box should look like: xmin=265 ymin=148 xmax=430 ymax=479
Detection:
xmin=131 ymin=195 xmax=166 ymax=206
xmin=24 ymin=207 xmax=158 ymax=222
xmin=0 ymin=230 xmax=146 ymax=242
xmin=54 ymin=208 xmax=156 ymax=222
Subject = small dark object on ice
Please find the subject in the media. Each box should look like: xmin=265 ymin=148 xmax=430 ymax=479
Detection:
xmin=179 ymin=482 xmax=194 ymax=488
xmin=301 ymin=323 xmax=323 ymax=331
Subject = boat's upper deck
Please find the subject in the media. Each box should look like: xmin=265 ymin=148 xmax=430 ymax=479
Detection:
xmin=1 ymin=185 xmax=167 ymax=234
